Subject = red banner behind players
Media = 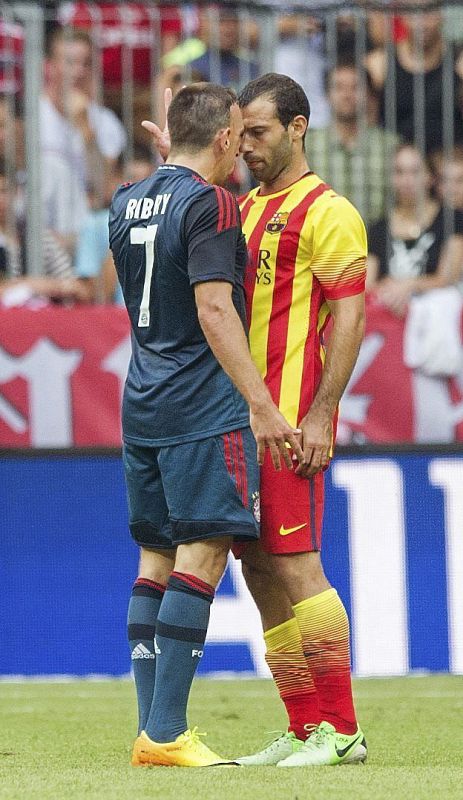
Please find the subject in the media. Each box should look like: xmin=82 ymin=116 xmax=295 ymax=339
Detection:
xmin=338 ymin=296 xmax=463 ymax=444
xmin=0 ymin=307 xmax=130 ymax=447
xmin=0 ymin=299 xmax=462 ymax=448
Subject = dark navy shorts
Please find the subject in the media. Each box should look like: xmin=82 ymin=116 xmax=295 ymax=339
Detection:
xmin=123 ymin=427 xmax=260 ymax=549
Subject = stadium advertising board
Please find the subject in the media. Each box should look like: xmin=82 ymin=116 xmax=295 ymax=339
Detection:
xmin=1 ymin=303 xmax=463 ymax=447
xmin=1 ymin=450 xmax=462 ymax=677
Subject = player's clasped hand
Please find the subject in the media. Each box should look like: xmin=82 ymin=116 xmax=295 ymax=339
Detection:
xmin=295 ymin=410 xmax=333 ymax=478
xmin=250 ymin=403 xmax=304 ymax=471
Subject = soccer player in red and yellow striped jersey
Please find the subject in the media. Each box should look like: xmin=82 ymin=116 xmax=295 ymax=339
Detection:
xmin=241 ymin=173 xmax=366 ymax=457
xmin=234 ymin=74 xmax=368 ymax=767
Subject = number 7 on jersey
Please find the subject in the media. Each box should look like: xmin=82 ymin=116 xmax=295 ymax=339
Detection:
xmin=130 ymin=224 xmax=158 ymax=327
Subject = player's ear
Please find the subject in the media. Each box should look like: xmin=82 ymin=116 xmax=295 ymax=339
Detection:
xmin=290 ymin=115 xmax=308 ymax=142
xmin=217 ymin=126 xmax=231 ymax=153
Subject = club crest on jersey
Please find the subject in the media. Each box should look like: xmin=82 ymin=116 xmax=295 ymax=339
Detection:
xmin=266 ymin=211 xmax=289 ymax=233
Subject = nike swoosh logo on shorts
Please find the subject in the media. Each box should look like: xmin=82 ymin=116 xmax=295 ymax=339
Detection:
xmin=279 ymin=523 xmax=308 ymax=536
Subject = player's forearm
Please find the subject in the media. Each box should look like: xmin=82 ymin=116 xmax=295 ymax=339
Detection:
xmin=309 ymin=302 xmax=365 ymax=419
xmin=197 ymin=304 xmax=272 ymax=413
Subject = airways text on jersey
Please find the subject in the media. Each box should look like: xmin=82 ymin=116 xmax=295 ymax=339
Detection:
xmin=125 ymin=193 xmax=171 ymax=220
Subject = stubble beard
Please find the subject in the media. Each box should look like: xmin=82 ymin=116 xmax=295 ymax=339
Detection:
xmin=253 ymin=136 xmax=293 ymax=187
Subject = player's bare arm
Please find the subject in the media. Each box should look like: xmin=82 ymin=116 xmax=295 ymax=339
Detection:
xmin=296 ymin=292 xmax=365 ymax=478
xmin=194 ymin=280 xmax=303 ymax=471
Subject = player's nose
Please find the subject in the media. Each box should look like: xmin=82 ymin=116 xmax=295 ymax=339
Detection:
xmin=240 ymin=136 xmax=252 ymax=154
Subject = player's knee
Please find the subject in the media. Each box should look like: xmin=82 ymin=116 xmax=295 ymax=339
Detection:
xmin=271 ymin=551 xmax=328 ymax=599
xmin=204 ymin=549 xmax=229 ymax=586
xmin=138 ymin=547 xmax=174 ymax=586
xmin=241 ymin=556 xmax=272 ymax=601
xmin=175 ymin=537 xmax=230 ymax=588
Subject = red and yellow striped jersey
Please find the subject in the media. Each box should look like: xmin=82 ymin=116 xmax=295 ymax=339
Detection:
xmin=239 ymin=172 xmax=367 ymax=426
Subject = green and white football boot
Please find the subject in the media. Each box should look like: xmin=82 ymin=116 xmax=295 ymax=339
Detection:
xmin=236 ymin=731 xmax=304 ymax=766
xmin=276 ymin=721 xmax=367 ymax=767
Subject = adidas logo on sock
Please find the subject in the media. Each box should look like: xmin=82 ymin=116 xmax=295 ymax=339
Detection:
xmin=131 ymin=643 xmax=155 ymax=660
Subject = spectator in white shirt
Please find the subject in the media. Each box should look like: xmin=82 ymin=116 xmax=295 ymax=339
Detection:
xmin=41 ymin=26 xmax=127 ymax=252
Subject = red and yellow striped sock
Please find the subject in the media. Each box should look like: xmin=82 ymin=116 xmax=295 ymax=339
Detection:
xmin=293 ymin=588 xmax=357 ymax=735
xmin=264 ymin=617 xmax=320 ymax=740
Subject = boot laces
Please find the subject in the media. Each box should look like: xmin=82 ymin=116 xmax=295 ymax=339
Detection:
xmin=302 ymin=722 xmax=333 ymax=751
xmin=183 ymin=727 xmax=207 ymax=747
xmin=260 ymin=730 xmax=292 ymax=750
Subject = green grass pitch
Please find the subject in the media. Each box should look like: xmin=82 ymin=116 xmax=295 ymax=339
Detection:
xmin=1 ymin=675 xmax=462 ymax=800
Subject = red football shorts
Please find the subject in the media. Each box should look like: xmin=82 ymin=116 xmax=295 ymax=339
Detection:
xmin=233 ymin=453 xmax=325 ymax=557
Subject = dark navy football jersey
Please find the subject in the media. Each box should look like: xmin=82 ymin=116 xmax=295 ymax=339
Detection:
xmin=109 ymin=164 xmax=250 ymax=446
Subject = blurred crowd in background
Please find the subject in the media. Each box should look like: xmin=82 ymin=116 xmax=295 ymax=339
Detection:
xmin=0 ymin=0 xmax=463 ymax=319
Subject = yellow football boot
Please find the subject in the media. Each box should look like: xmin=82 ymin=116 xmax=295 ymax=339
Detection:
xmin=131 ymin=727 xmax=238 ymax=767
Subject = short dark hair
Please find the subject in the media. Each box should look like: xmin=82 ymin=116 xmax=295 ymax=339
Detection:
xmin=46 ymin=25 xmax=93 ymax=59
xmin=238 ymin=73 xmax=310 ymax=142
xmin=324 ymin=59 xmax=375 ymax=98
xmin=168 ymin=83 xmax=237 ymax=154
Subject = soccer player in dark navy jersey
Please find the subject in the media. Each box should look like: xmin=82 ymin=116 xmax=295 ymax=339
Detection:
xmin=109 ymin=83 xmax=303 ymax=768
xmin=111 ymin=163 xmax=250 ymax=447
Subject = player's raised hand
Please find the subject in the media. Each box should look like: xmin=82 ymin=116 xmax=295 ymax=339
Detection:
xmin=295 ymin=409 xmax=332 ymax=478
xmin=250 ymin=402 xmax=304 ymax=471
xmin=141 ymin=87 xmax=172 ymax=161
